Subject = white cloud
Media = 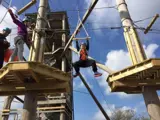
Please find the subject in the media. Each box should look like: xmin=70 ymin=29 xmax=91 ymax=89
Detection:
xmin=84 ymin=0 xmax=160 ymax=29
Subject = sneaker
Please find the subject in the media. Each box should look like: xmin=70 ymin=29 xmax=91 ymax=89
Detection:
xmin=94 ymin=72 xmax=102 ymax=77
xmin=73 ymin=73 xmax=80 ymax=78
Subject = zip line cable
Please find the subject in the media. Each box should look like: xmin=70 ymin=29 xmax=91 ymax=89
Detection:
xmin=89 ymin=68 xmax=115 ymax=116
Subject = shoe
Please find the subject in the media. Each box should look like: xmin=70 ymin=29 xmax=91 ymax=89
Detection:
xmin=73 ymin=73 xmax=80 ymax=78
xmin=94 ymin=72 xmax=102 ymax=77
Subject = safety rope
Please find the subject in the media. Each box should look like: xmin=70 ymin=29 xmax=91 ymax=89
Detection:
xmin=0 ymin=0 xmax=12 ymax=24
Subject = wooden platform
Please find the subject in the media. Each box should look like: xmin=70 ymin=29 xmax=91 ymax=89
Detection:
xmin=0 ymin=62 xmax=71 ymax=96
xmin=107 ymin=58 xmax=160 ymax=94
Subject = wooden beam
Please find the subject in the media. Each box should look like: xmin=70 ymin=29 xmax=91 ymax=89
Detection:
xmin=108 ymin=59 xmax=160 ymax=82
xmin=0 ymin=89 xmax=67 ymax=96
xmin=29 ymin=71 xmax=40 ymax=82
xmin=61 ymin=0 xmax=98 ymax=57
xmin=0 ymin=82 xmax=69 ymax=96
xmin=12 ymin=71 xmax=24 ymax=83
xmin=18 ymin=0 xmax=37 ymax=15
xmin=38 ymin=99 xmax=66 ymax=105
xmin=37 ymin=106 xmax=65 ymax=110
xmin=144 ymin=14 xmax=159 ymax=34
xmin=69 ymin=46 xmax=114 ymax=74
xmin=31 ymin=63 xmax=70 ymax=82
xmin=73 ymin=37 xmax=91 ymax=40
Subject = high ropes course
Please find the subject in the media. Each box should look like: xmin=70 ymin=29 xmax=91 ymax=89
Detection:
xmin=0 ymin=0 xmax=160 ymax=120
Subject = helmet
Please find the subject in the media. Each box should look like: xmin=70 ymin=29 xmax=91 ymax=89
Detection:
xmin=81 ymin=42 xmax=86 ymax=46
xmin=22 ymin=17 xmax=29 ymax=22
xmin=3 ymin=27 xmax=12 ymax=34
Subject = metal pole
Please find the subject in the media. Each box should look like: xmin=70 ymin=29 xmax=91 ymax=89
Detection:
xmin=60 ymin=14 xmax=66 ymax=120
xmin=116 ymin=0 xmax=160 ymax=119
xmin=79 ymin=74 xmax=110 ymax=120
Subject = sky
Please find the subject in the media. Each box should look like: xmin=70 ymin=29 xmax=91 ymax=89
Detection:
xmin=0 ymin=0 xmax=160 ymax=120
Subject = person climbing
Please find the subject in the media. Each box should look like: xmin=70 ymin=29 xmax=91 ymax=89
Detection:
xmin=0 ymin=28 xmax=11 ymax=69
xmin=8 ymin=9 xmax=31 ymax=61
xmin=73 ymin=39 xmax=102 ymax=77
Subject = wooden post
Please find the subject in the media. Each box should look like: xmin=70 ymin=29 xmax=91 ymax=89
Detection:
xmin=29 ymin=0 xmax=48 ymax=62
xmin=60 ymin=14 xmax=66 ymax=120
xmin=79 ymin=74 xmax=110 ymax=120
xmin=116 ymin=0 xmax=160 ymax=119
xmin=21 ymin=93 xmax=37 ymax=120
xmin=1 ymin=96 xmax=14 ymax=120
xmin=23 ymin=0 xmax=48 ymax=120
xmin=144 ymin=14 xmax=159 ymax=34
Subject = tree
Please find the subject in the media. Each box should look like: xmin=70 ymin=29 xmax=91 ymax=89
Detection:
xmin=110 ymin=108 xmax=150 ymax=120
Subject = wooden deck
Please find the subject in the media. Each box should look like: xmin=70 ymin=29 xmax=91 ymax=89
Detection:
xmin=107 ymin=58 xmax=160 ymax=93
xmin=0 ymin=62 xmax=71 ymax=96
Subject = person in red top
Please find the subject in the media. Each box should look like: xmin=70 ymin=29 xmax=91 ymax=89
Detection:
xmin=73 ymin=40 xmax=102 ymax=77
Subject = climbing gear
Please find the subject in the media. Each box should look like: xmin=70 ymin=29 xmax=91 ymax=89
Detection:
xmin=94 ymin=72 xmax=102 ymax=77
xmin=79 ymin=49 xmax=88 ymax=60
xmin=3 ymin=28 xmax=12 ymax=34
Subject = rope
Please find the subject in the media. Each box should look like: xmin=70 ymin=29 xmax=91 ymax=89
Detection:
xmin=0 ymin=0 xmax=12 ymax=24
xmin=78 ymin=10 xmax=89 ymax=37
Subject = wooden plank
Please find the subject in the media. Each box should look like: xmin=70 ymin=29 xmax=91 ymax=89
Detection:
xmin=37 ymin=106 xmax=65 ymax=110
xmin=0 ymin=89 xmax=67 ymax=96
xmin=38 ymin=99 xmax=66 ymax=105
xmin=18 ymin=0 xmax=37 ymax=15
xmin=12 ymin=72 xmax=24 ymax=83
xmin=29 ymin=71 xmax=40 ymax=83
xmin=0 ymin=69 xmax=10 ymax=81
xmin=108 ymin=61 xmax=154 ymax=82
xmin=0 ymin=81 xmax=69 ymax=91
xmin=31 ymin=63 xmax=70 ymax=82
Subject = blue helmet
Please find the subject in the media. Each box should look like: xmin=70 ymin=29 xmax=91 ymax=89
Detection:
xmin=3 ymin=27 xmax=11 ymax=34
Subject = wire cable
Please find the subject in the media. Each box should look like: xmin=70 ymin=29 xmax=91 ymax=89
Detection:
xmin=0 ymin=0 xmax=12 ymax=24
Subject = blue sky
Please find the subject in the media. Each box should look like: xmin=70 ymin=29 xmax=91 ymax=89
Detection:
xmin=0 ymin=0 xmax=160 ymax=119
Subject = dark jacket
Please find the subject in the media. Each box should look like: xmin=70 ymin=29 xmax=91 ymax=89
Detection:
xmin=0 ymin=33 xmax=6 ymax=49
